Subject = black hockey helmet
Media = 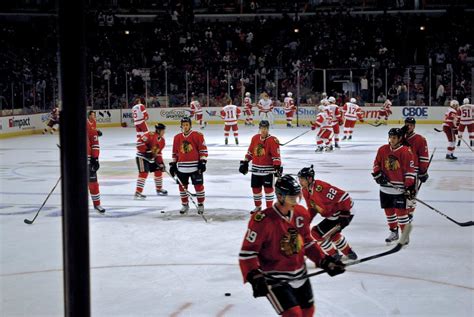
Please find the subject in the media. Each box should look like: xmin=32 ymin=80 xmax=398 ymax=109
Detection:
xmin=181 ymin=116 xmax=192 ymax=126
xmin=404 ymin=117 xmax=416 ymax=125
xmin=388 ymin=128 xmax=404 ymax=138
xmin=275 ymin=175 xmax=301 ymax=197
xmin=259 ymin=120 xmax=270 ymax=128
xmin=297 ymin=165 xmax=315 ymax=179
xmin=155 ymin=123 xmax=166 ymax=131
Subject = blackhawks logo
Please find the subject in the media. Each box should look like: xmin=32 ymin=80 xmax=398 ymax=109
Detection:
xmin=180 ymin=140 xmax=193 ymax=154
xmin=384 ymin=155 xmax=400 ymax=171
xmin=309 ymin=200 xmax=323 ymax=214
xmin=151 ymin=145 xmax=160 ymax=157
xmin=280 ymin=228 xmax=303 ymax=256
xmin=254 ymin=212 xmax=266 ymax=222
xmin=254 ymin=143 xmax=266 ymax=157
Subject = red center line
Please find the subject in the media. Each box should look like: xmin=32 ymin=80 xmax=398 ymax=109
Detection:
xmin=169 ymin=302 xmax=193 ymax=317
xmin=216 ymin=304 xmax=234 ymax=317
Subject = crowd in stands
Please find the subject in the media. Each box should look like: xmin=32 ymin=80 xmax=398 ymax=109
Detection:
xmin=0 ymin=4 xmax=472 ymax=111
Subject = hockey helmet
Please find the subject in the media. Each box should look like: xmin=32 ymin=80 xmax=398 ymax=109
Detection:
xmin=245 ymin=92 xmax=251 ymax=97
xmin=275 ymin=175 xmax=301 ymax=197
xmin=404 ymin=117 xmax=416 ymax=125
xmin=287 ymin=92 xmax=293 ymax=97
xmin=450 ymin=100 xmax=459 ymax=108
xmin=384 ymin=99 xmax=392 ymax=106
xmin=155 ymin=123 xmax=166 ymax=131
xmin=297 ymin=165 xmax=315 ymax=180
xmin=259 ymin=120 xmax=270 ymax=129
xmin=321 ymin=98 xmax=329 ymax=105
xmin=388 ymin=128 xmax=404 ymax=138
xmin=181 ymin=116 xmax=192 ymax=126
xmin=318 ymin=105 xmax=326 ymax=112
xmin=328 ymin=96 xmax=336 ymax=103
xmin=350 ymin=98 xmax=357 ymax=103
xmin=463 ymin=98 xmax=470 ymax=105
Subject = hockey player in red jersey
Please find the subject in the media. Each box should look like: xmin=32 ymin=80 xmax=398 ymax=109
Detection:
xmin=220 ymin=99 xmax=241 ymax=145
xmin=311 ymin=103 xmax=334 ymax=153
xmin=87 ymin=110 xmax=105 ymax=213
xmin=401 ymin=117 xmax=430 ymax=220
xmin=43 ymin=106 xmax=60 ymax=134
xmin=372 ymin=128 xmax=416 ymax=244
xmin=190 ymin=95 xmax=206 ymax=129
xmin=283 ymin=92 xmax=296 ymax=128
xmin=243 ymin=92 xmax=254 ymax=126
xmin=134 ymin=123 xmax=168 ymax=199
xmin=239 ymin=120 xmax=282 ymax=213
xmin=375 ymin=99 xmax=392 ymax=125
xmin=298 ymin=165 xmax=358 ymax=261
xmin=443 ymin=100 xmax=459 ymax=160
xmin=131 ymin=97 xmax=149 ymax=137
xmin=326 ymin=96 xmax=343 ymax=147
xmin=341 ymin=98 xmax=364 ymax=140
xmin=239 ymin=175 xmax=345 ymax=317
xmin=169 ymin=117 xmax=208 ymax=214
xmin=456 ymin=98 xmax=473 ymax=147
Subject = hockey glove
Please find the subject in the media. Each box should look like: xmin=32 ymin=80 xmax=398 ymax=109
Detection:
xmin=156 ymin=163 xmax=165 ymax=172
xmin=90 ymin=157 xmax=100 ymax=172
xmin=418 ymin=172 xmax=429 ymax=183
xmin=97 ymin=130 xmax=103 ymax=137
xmin=274 ymin=165 xmax=283 ymax=178
xmin=169 ymin=162 xmax=178 ymax=177
xmin=198 ymin=160 xmax=207 ymax=173
xmin=246 ymin=269 xmax=269 ymax=298
xmin=319 ymin=256 xmax=345 ymax=277
xmin=404 ymin=185 xmax=416 ymax=200
xmin=338 ymin=211 xmax=353 ymax=229
xmin=149 ymin=162 xmax=158 ymax=173
xmin=371 ymin=172 xmax=388 ymax=185
xmin=144 ymin=152 xmax=154 ymax=161
xmin=239 ymin=160 xmax=249 ymax=175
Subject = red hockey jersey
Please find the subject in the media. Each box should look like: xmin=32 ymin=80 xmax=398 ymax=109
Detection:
xmin=172 ymin=130 xmax=208 ymax=173
xmin=245 ymin=134 xmax=281 ymax=176
xmin=302 ymin=180 xmax=353 ymax=220
xmin=239 ymin=204 xmax=325 ymax=287
xmin=404 ymin=132 xmax=429 ymax=174
xmin=87 ymin=120 xmax=99 ymax=159
xmin=373 ymin=144 xmax=416 ymax=194
xmin=136 ymin=131 xmax=165 ymax=164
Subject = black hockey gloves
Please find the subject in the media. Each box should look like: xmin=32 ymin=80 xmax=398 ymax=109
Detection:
xmin=239 ymin=160 xmax=249 ymax=175
xmin=247 ymin=269 xmax=269 ymax=298
xmin=372 ymin=172 xmax=388 ymax=185
xmin=319 ymin=256 xmax=345 ymax=277
xmin=90 ymin=157 xmax=100 ymax=172
xmin=404 ymin=185 xmax=416 ymax=200
xmin=97 ymin=130 xmax=103 ymax=137
xmin=274 ymin=165 xmax=283 ymax=178
xmin=169 ymin=162 xmax=177 ymax=177
xmin=338 ymin=211 xmax=353 ymax=229
xmin=198 ymin=160 xmax=207 ymax=173
xmin=418 ymin=172 xmax=429 ymax=183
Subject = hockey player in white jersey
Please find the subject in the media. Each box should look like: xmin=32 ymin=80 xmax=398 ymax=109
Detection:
xmin=220 ymin=99 xmax=242 ymax=145
xmin=257 ymin=92 xmax=274 ymax=125
xmin=243 ymin=92 xmax=254 ymax=126
xmin=283 ymin=92 xmax=296 ymax=127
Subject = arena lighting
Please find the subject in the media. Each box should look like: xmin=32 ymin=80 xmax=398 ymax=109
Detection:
xmin=420 ymin=26 xmax=425 ymax=31
xmin=294 ymin=28 xmax=299 ymax=33
xmin=124 ymin=30 xmax=130 ymax=35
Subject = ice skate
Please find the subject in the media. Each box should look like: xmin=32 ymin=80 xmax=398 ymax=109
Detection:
xmin=457 ymin=140 xmax=461 ymax=147
xmin=315 ymin=146 xmax=324 ymax=153
xmin=325 ymin=145 xmax=334 ymax=152
xmin=331 ymin=253 xmax=342 ymax=262
xmin=342 ymin=249 xmax=358 ymax=261
xmin=197 ymin=204 xmax=205 ymax=215
xmin=334 ymin=142 xmax=340 ymax=149
xmin=134 ymin=192 xmax=147 ymax=200
xmin=445 ymin=153 xmax=457 ymax=160
xmin=471 ymin=140 xmax=473 ymax=147
xmin=342 ymin=136 xmax=347 ymax=141
xmin=225 ymin=138 xmax=228 ymax=145
xmin=156 ymin=189 xmax=168 ymax=196
xmin=235 ymin=137 xmax=239 ymax=145
xmin=94 ymin=205 xmax=106 ymax=214
xmin=348 ymin=135 xmax=352 ymax=140
xmin=250 ymin=206 xmax=262 ymax=214
xmin=179 ymin=204 xmax=190 ymax=215
xmin=385 ymin=229 xmax=399 ymax=244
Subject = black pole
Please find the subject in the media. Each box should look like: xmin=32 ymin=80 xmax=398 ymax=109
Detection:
xmin=58 ymin=0 xmax=91 ymax=316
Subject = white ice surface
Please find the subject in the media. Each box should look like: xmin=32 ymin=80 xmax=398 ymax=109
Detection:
xmin=1 ymin=123 xmax=473 ymax=317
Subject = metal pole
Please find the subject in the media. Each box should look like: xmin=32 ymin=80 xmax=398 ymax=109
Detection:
xmin=372 ymin=67 xmax=375 ymax=104
xmin=323 ymin=69 xmax=326 ymax=93
xmin=206 ymin=70 xmax=209 ymax=107
xmin=43 ymin=85 xmax=46 ymax=110
xmin=90 ymin=72 xmax=94 ymax=109
xmin=185 ymin=71 xmax=189 ymax=106
xmin=429 ymin=67 xmax=432 ymax=106
xmin=145 ymin=80 xmax=148 ymax=108
xmin=275 ymin=69 xmax=279 ymax=99
xmin=296 ymin=69 xmax=300 ymax=127
xmin=58 ymin=0 xmax=91 ymax=315
xmin=107 ymin=77 xmax=110 ymax=109
xmin=471 ymin=68 xmax=474 ymax=104
xmin=450 ymin=67 xmax=454 ymax=100
xmin=22 ymin=83 xmax=25 ymax=110
xmin=227 ymin=70 xmax=231 ymax=97
xmin=165 ymin=67 xmax=168 ymax=107
xmin=407 ymin=68 xmax=410 ymax=105
xmin=11 ymin=82 xmax=14 ymax=112
xmin=125 ymin=70 xmax=128 ymax=108
xmin=349 ymin=70 xmax=353 ymax=98
xmin=241 ymin=70 xmax=244 ymax=105
xmin=384 ymin=68 xmax=388 ymax=97
xmin=254 ymin=70 xmax=258 ymax=102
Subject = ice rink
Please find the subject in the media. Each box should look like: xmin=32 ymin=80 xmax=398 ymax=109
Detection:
xmin=1 ymin=123 xmax=473 ymax=317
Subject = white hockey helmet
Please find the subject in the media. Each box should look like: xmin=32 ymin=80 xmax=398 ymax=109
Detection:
xmin=450 ymin=100 xmax=459 ymax=108
xmin=318 ymin=105 xmax=326 ymax=112
xmin=463 ymin=98 xmax=470 ymax=105
xmin=321 ymin=98 xmax=329 ymax=105
xmin=287 ymin=92 xmax=293 ymax=97
xmin=384 ymin=99 xmax=392 ymax=106
xmin=350 ymin=98 xmax=356 ymax=103
xmin=321 ymin=92 xmax=327 ymax=98
xmin=245 ymin=92 xmax=251 ymax=97
xmin=328 ymin=96 xmax=336 ymax=103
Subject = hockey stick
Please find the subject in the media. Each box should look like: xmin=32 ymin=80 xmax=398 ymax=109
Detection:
xmin=418 ymin=147 xmax=436 ymax=191
xmin=368 ymin=122 xmax=383 ymax=127
xmin=269 ymin=224 xmax=411 ymax=287
xmin=279 ymin=129 xmax=311 ymax=146
xmin=164 ymin=167 xmax=210 ymax=222
xmin=460 ymin=138 xmax=474 ymax=152
xmin=433 ymin=128 xmax=442 ymax=132
xmin=24 ymin=177 xmax=61 ymax=225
